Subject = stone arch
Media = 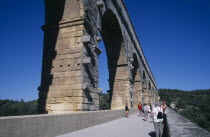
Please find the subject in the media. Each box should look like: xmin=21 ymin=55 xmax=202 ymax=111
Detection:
xmin=147 ymin=80 xmax=152 ymax=103
xmin=100 ymin=10 xmax=130 ymax=110
xmin=142 ymin=70 xmax=147 ymax=90
xmin=148 ymin=80 xmax=151 ymax=90
xmin=142 ymin=70 xmax=146 ymax=80
xmin=130 ymin=53 xmax=142 ymax=106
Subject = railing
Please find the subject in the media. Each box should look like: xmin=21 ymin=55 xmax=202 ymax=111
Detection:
xmin=1 ymin=108 xmax=209 ymax=137
xmin=165 ymin=108 xmax=210 ymax=137
xmin=0 ymin=109 xmax=138 ymax=137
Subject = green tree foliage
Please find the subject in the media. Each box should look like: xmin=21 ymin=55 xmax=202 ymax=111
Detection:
xmin=158 ymin=89 xmax=210 ymax=132
xmin=0 ymin=93 xmax=110 ymax=116
xmin=0 ymin=99 xmax=37 ymax=117
xmin=99 ymin=93 xmax=110 ymax=110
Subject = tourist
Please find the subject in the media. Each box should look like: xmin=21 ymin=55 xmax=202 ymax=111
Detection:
xmin=125 ymin=103 xmax=129 ymax=118
xmin=161 ymin=101 xmax=168 ymax=136
xmin=161 ymin=101 xmax=167 ymax=117
xmin=149 ymin=103 xmax=152 ymax=112
xmin=143 ymin=103 xmax=149 ymax=120
xmin=152 ymin=101 xmax=163 ymax=137
xmin=148 ymin=103 xmax=151 ymax=118
xmin=138 ymin=102 xmax=143 ymax=116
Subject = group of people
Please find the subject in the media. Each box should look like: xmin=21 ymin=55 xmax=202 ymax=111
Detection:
xmin=138 ymin=102 xmax=153 ymax=120
xmin=125 ymin=101 xmax=167 ymax=137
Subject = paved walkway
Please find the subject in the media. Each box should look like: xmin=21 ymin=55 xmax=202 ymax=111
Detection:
xmin=57 ymin=113 xmax=155 ymax=137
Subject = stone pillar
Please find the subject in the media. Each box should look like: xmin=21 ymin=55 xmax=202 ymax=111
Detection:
xmin=38 ymin=0 xmax=101 ymax=113
xmin=142 ymin=79 xmax=149 ymax=104
xmin=133 ymin=71 xmax=142 ymax=106
xmin=110 ymin=49 xmax=130 ymax=109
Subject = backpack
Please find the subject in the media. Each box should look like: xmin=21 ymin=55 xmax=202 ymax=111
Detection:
xmin=156 ymin=107 xmax=163 ymax=119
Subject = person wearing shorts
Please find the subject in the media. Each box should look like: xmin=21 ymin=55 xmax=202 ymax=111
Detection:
xmin=125 ymin=103 xmax=129 ymax=118
xmin=138 ymin=102 xmax=143 ymax=116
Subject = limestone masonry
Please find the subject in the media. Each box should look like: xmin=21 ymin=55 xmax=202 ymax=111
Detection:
xmin=38 ymin=0 xmax=159 ymax=114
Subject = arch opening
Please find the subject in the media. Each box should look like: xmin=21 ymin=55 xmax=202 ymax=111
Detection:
xmin=131 ymin=54 xmax=142 ymax=106
xmin=99 ymin=10 xmax=129 ymax=109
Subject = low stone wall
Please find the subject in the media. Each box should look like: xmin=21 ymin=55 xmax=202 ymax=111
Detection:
xmin=166 ymin=108 xmax=210 ymax=137
xmin=0 ymin=109 xmax=137 ymax=137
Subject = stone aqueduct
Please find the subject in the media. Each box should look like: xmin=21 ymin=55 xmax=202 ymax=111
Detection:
xmin=38 ymin=0 xmax=159 ymax=114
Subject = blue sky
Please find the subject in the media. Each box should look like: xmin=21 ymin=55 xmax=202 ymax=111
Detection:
xmin=0 ymin=0 xmax=209 ymax=101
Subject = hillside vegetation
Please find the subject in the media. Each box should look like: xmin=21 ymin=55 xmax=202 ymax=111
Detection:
xmin=0 ymin=94 xmax=109 ymax=117
xmin=0 ymin=99 xmax=37 ymax=116
xmin=158 ymin=89 xmax=210 ymax=132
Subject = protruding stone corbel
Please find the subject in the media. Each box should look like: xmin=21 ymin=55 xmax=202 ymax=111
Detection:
xmin=97 ymin=13 xmax=101 ymax=31
xmin=82 ymin=35 xmax=91 ymax=43
xmin=97 ymin=36 xmax=102 ymax=42
xmin=129 ymin=57 xmax=134 ymax=63
xmin=97 ymin=88 xmax=103 ymax=94
xmin=130 ymin=64 xmax=134 ymax=69
xmin=142 ymin=84 xmax=148 ymax=89
xmin=93 ymin=45 xmax=102 ymax=55
xmin=82 ymin=82 xmax=90 ymax=90
xmin=128 ymin=52 xmax=133 ymax=58
xmin=97 ymin=0 xmax=104 ymax=8
xmin=82 ymin=57 xmax=91 ymax=64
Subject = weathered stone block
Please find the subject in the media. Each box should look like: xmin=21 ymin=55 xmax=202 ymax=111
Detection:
xmin=46 ymin=98 xmax=56 ymax=104
xmin=82 ymin=57 xmax=91 ymax=64
xmin=50 ymin=104 xmax=73 ymax=111
xmin=143 ymin=84 xmax=148 ymax=89
xmin=72 ymin=90 xmax=83 ymax=97
xmin=97 ymin=0 xmax=104 ymax=8
xmin=66 ymin=77 xmax=81 ymax=85
xmin=81 ymin=35 xmax=91 ymax=43
xmin=47 ymin=90 xmax=67 ymax=98
xmin=93 ymin=45 xmax=102 ymax=55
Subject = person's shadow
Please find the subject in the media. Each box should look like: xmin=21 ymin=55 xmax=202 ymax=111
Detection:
xmin=148 ymin=131 xmax=155 ymax=137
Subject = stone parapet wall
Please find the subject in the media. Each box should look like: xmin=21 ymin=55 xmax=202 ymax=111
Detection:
xmin=166 ymin=108 xmax=210 ymax=137
xmin=0 ymin=109 xmax=137 ymax=137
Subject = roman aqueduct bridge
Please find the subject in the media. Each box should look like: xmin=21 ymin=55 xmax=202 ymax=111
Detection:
xmin=38 ymin=0 xmax=158 ymax=114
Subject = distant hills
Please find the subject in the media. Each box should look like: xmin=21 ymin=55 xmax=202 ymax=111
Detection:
xmin=158 ymin=88 xmax=210 ymax=132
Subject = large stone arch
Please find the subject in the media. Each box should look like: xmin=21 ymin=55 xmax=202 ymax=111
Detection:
xmin=131 ymin=53 xmax=142 ymax=106
xmin=38 ymin=0 xmax=158 ymax=114
xmin=100 ymin=10 xmax=130 ymax=109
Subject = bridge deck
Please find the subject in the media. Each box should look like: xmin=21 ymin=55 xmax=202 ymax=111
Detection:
xmin=57 ymin=113 xmax=155 ymax=137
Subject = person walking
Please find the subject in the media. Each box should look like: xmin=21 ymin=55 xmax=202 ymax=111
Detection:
xmin=152 ymin=101 xmax=163 ymax=137
xmin=148 ymin=103 xmax=151 ymax=118
xmin=149 ymin=103 xmax=152 ymax=112
xmin=143 ymin=103 xmax=149 ymax=120
xmin=148 ymin=103 xmax=152 ymax=117
xmin=161 ymin=101 xmax=168 ymax=136
xmin=125 ymin=103 xmax=129 ymax=118
xmin=138 ymin=102 xmax=143 ymax=116
xmin=161 ymin=101 xmax=167 ymax=118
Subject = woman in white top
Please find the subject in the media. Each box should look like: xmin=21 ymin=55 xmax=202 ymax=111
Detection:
xmin=152 ymin=101 xmax=163 ymax=137
xmin=143 ymin=103 xmax=149 ymax=120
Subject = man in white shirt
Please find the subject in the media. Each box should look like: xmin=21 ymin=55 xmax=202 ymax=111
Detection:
xmin=143 ymin=103 xmax=149 ymax=120
xmin=151 ymin=101 xmax=163 ymax=137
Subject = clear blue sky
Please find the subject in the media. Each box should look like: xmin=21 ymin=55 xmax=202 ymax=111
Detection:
xmin=0 ymin=0 xmax=209 ymax=101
